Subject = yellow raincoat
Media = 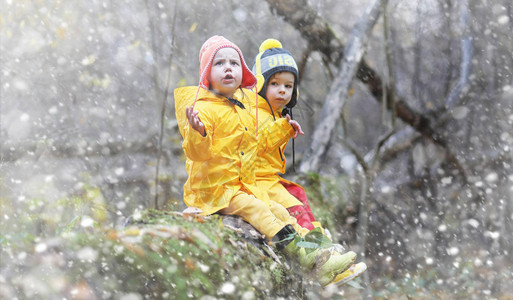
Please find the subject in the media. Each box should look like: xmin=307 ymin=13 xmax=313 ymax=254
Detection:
xmin=174 ymin=86 xmax=295 ymax=216
xmin=253 ymin=99 xmax=304 ymax=208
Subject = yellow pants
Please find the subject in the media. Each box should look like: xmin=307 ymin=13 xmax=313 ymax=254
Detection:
xmin=256 ymin=178 xmax=303 ymax=208
xmin=219 ymin=189 xmax=309 ymax=240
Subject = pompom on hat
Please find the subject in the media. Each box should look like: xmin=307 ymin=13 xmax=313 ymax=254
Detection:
xmin=198 ymin=35 xmax=256 ymax=89
xmin=252 ymin=38 xmax=299 ymax=110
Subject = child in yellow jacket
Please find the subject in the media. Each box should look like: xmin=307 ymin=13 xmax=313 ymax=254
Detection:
xmin=175 ymin=35 xmax=356 ymax=286
xmin=252 ymin=38 xmax=367 ymax=286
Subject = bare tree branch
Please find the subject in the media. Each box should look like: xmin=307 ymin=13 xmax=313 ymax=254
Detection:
xmin=444 ymin=0 xmax=473 ymax=108
xmin=154 ymin=0 xmax=178 ymax=210
xmin=412 ymin=2 xmax=424 ymax=104
xmin=342 ymin=138 xmax=369 ymax=173
xmin=299 ymin=0 xmax=386 ymax=173
xmin=265 ymin=0 xmax=448 ymax=151
xmin=265 ymin=0 xmax=341 ymax=61
xmin=144 ymin=0 xmax=163 ymax=93
xmin=383 ymin=0 xmax=396 ymax=129
xmin=297 ymin=44 xmax=313 ymax=83
xmin=370 ymin=129 xmax=396 ymax=171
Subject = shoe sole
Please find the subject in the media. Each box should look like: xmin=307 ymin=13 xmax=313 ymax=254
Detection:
xmin=335 ymin=262 xmax=367 ymax=286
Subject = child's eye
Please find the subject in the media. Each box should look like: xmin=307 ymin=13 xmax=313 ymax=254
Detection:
xmin=214 ymin=61 xmax=223 ymax=66
xmin=231 ymin=61 xmax=239 ymax=66
xmin=270 ymin=82 xmax=278 ymax=86
xmin=285 ymin=84 xmax=293 ymax=89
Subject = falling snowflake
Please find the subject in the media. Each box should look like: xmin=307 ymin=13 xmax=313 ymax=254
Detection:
xmin=447 ymin=247 xmax=459 ymax=256
xmin=485 ymin=173 xmax=498 ymax=182
xmin=497 ymin=15 xmax=509 ymax=25
xmin=81 ymin=216 xmax=94 ymax=228
xmin=35 ymin=243 xmax=47 ymax=253
xmin=77 ymin=247 xmax=99 ymax=262
xmin=441 ymin=177 xmax=452 ymax=186
xmin=219 ymin=282 xmax=235 ymax=294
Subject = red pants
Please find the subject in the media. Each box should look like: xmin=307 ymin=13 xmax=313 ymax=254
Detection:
xmin=282 ymin=182 xmax=317 ymax=230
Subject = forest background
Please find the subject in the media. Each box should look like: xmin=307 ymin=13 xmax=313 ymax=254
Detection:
xmin=1 ymin=0 xmax=512 ymax=298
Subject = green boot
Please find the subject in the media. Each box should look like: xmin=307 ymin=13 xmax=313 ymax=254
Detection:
xmin=272 ymin=225 xmax=357 ymax=286
xmin=314 ymin=251 xmax=357 ymax=286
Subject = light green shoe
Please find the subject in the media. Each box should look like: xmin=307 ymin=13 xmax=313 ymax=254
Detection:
xmin=328 ymin=262 xmax=367 ymax=287
xmin=315 ymin=251 xmax=357 ymax=286
xmin=274 ymin=225 xmax=357 ymax=286
xmin=284 ymin=240 xmax=356 ymax=286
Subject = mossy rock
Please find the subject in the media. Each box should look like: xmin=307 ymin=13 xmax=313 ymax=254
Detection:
xmin=1 ymin=209 xmax=315 ymax=299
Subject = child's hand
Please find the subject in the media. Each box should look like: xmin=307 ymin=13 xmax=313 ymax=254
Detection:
xmin=285 ymin=114 xmax=304 ymax=139
xmin=186 ymin=106 xmax=206 ymax=137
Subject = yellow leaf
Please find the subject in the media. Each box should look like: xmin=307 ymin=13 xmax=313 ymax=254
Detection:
xmin=85 ymin=186 xmax=108 ymax=223
xmin=57 ymin=27 xmax=66 ymax=39
xmin=185 ymin=257 xmax=196 ymax=270
xmin=189 ymin=22 xmax=197 ymax=33
xmin=130 ymin=40 xmax=140 ymax=49
xmin=101 ymin=75 xmax=111 ymax=89
xmin=124 ymin=242 xmax=146 ymax=257
xmin=124 ymin=226 xmax=141 ymax=236
xmin=106 ymin=230 xmax=118 ymax=240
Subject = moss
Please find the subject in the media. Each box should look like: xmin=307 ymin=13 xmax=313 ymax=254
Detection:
xmin=14 ymin=209 xmax=308 ymax=299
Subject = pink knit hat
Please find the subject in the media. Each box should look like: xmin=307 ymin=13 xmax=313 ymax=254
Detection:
xmin=189 ymin=36 xmax=260 ymax=137
xmin=198 ymin=35 xmax=256 ymax=89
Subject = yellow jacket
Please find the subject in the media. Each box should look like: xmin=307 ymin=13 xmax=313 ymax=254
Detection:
xmin=253 ymin=99 xmax=304 ymax=208
xmin=174 ymin=86 xmax=295 ymax=215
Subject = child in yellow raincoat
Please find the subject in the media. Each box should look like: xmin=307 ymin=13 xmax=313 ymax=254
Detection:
xmin=251 ymin=38 xmax=367 ymax=286
xmin=174 ymin=35 xmax=356 ymax=286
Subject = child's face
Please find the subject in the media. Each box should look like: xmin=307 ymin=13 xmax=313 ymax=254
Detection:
xmin=265 ymin=72 xmax=295 ymax=112
xmin=208 ymin=47 xmax=243 ymax=98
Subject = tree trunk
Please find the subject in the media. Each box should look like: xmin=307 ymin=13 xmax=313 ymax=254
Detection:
xmin=444 ymin=0 xmax=473 ymax=108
